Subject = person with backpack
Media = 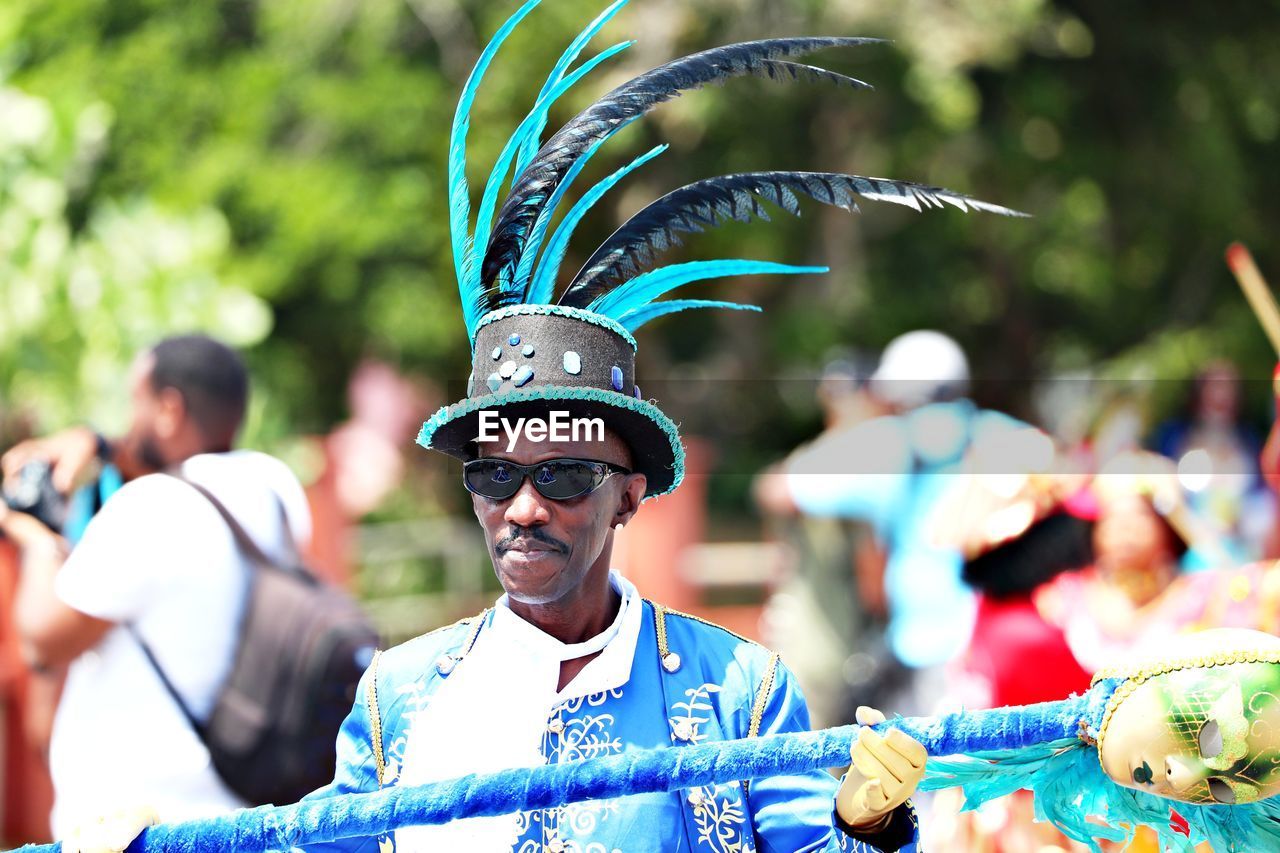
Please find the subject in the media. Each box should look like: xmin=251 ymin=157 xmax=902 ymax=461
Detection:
xmin=2 ymin=334 xmax=315 ymax=837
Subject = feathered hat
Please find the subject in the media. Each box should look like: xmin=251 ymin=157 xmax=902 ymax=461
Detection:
xmin=416 ymin=0 xmax=1026 ymax=497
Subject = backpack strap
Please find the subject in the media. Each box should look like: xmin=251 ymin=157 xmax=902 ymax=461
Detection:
xmin=163 ymin=474 xmax=281 ymax=571
xmin=128 ymin=624 xmax=204 ymax=736
xmin=127 ymin=475 xmax=278 ymax=741
xmin=129 ymin=475 xmax=293 ymax=754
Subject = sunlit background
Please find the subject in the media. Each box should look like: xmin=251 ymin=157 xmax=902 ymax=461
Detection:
xmin=2 ymin=0 xmax=1278 ymax=844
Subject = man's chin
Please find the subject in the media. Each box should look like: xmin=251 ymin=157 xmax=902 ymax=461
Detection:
xmin=497 ymin=551 xmax=569 ymax=602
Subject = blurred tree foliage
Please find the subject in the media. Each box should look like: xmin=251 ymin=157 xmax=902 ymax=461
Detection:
xmin=2 ymin=0 xmax=1278 ymax=509
xmin=0 ymin=80 xmax=273 ymax=439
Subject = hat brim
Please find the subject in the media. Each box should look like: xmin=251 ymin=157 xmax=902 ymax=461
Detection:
xmin=417 ymin=386 xmax=684 ymax=499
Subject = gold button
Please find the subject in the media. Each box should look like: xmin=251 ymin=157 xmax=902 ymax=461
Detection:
xmin=662 ymin=652 xmax=682 ymax=673
xmin=546 ymin=838 xmax=565 ymax=853
xmin=547 ymin=717 xmax=564 ymax=735
xmin=687 ymin=789 xmax=705 ymax=807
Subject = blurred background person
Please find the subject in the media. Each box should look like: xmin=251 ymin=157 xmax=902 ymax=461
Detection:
xmin=754 ymin=354 xmax=894 ymax=727
xmin=1037 ymin=442 xmax=1280 ymax=671
xmin=928 ymin=467 xmax=1096 ymax=852
xmin=761 ymin=330 xmax=1028 ymax=715
xmin=1 ymin=335 xmax=311 ymax=837
xmin=1152 ymin=359 xmax=1273 ymax=566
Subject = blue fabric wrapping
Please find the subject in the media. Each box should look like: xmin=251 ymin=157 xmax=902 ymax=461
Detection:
xmin=11 ymin=693 xmax=1104 ymax=853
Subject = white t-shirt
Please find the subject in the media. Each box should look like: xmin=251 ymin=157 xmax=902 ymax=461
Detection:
xmin=49 ymin=450 xmax=312 ymax=836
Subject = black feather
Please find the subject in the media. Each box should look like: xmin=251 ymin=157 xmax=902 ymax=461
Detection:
xmin=757 ymin=60 xmax=873 ymax=91
xmin=479 ymin=37 xmax=883 ymax=295
xmin=558 ymin=170 xmax=1027 ymax=307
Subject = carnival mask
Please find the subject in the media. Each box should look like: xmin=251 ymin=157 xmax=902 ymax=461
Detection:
xmin=1097 ymin=628 xmax=1280 ymax=805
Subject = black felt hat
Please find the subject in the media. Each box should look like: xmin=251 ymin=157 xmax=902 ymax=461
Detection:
xmin=418 ymin=305 xmax=684 ymax=498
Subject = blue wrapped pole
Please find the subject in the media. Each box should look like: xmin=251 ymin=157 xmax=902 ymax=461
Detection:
xmin=10 ymin=691 xmax=1106 ymax=853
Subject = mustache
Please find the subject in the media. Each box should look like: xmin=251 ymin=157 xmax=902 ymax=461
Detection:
xmin=496 ymin=526 xmax=569 ymax=554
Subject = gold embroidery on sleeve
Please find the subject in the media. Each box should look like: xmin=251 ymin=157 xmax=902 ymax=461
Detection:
xmin=747 ymin=654 xmax=780 ymax=740
xmin=366 ymin=649 xmax=386 ymax=788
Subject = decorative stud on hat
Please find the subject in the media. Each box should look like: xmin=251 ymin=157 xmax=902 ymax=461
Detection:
xmin=417 ymin=0 xmax=1026 ymax=498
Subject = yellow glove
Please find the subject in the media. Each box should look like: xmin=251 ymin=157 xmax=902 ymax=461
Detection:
xmin=63 ymin=806 xmax=158 ymax=853
xmin=835 ymin=706 xmax=927 ymax=831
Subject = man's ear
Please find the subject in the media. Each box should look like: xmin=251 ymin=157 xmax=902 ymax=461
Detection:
xmin=613 ymin=473 xmax=647 ymax=528
xmin=153 ymin=387 xmax=187 ymax=440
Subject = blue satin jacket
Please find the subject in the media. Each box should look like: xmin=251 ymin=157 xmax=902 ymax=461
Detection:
xmin=302 ymin=601 xmax=919 ymax=853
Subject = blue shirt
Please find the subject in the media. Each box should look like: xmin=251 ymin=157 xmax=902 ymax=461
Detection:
xmin=786 ymin=400 xmax=1026 ymax=668
xmin=302 ymin=601 xmax=918 ymax=853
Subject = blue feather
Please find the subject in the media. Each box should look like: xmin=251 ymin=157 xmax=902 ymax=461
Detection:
xmin=616 ymin=299 xmax=762 ymax=331
xmin=513 ymin=0 xmax=632 ymax=181
xmin=503 ymin=135 xmax=611 ymax=304
xmin=526 ymin=144 xmax=668 ymax=304
xmin=587 ymin=260 xmax=827 ymax=319
xmin=472 ymin=39 xmax=635 ymax=302
xmin=449 ymin=0 xmax=544 ymax=339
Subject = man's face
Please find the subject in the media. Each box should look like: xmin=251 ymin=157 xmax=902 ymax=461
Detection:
xmin=119 ymin=353 xmax=168 ymax=474
xmin=470 ymin=425 xmax=642 ymax=607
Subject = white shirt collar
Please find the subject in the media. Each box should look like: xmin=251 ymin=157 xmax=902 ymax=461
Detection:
xmin=491 ymin=570 xmax=643 ymax=702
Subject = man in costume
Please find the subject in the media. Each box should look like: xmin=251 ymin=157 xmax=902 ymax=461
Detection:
xmin=288 ymin=0 xmax=1025 ymax=846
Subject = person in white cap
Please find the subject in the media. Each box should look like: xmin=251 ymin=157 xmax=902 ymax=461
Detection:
xmin=772 ymin=331 xmax=1027 ymax=715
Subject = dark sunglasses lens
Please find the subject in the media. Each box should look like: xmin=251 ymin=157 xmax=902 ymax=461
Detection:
xmin=533 ymin=461 xmax=600 ymax=499
xmin=465 ymin=460 xmax=522 ymax=499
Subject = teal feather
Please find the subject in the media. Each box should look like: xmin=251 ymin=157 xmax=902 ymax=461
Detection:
xmin=449 ymin=0 xmax=544 ymax=338
xmin=473 ymin=39 xmax=635 ymax=302
xmin=527 ymin=144 xmax=668 ymax=304
xmin=923 ymin=737 xmax=1280 ymax=853
xmin=510 ymin=135 xmax=613 ymax=305
xmin=587 ymin=260 xmax=827 ymax=319
xmin=616 ymin=299 xmax=762 ymax=331
xmin=513 ymin=0 xmax=632 ymax=180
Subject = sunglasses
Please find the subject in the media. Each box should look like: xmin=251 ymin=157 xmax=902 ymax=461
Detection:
xmin=463 ymin=457 xmax=632 ymax=501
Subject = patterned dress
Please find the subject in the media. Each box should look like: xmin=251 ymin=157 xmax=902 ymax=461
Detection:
xmin=301 ymin=599 xmax=918 ymax=853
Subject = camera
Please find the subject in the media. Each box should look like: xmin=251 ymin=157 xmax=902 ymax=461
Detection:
xmin=3 ymin=460 xmax=68 ymax=533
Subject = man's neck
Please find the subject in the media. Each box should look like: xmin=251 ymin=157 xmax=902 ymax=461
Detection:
xmin=508 ymin=575 xmax=621 ymax=646
xmin=508 ymin=563 xmax=622 ymax=692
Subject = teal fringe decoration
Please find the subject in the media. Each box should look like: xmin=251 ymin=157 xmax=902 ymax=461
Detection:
xmin=923 ymin=738 xmax=1280 ymax=852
